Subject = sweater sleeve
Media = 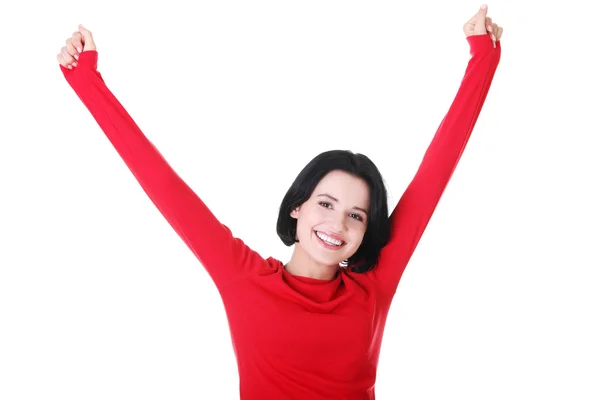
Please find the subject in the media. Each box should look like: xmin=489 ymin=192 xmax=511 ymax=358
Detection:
xmin=372 ymin=34 xmax=501 ymax=293
xmin=60 ymin=51 xmax=260 ymax=290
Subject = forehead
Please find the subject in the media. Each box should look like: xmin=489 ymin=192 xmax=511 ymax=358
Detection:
xmin=313 ymin=170 xmax=370 ymax=205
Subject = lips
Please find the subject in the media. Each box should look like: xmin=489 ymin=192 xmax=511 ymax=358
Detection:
xmin=314 ymin=230 xmax=345 ymax=249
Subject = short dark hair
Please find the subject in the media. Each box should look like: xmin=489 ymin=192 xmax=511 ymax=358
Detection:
xmin=276 ymin=150 xmax=391 ymax=273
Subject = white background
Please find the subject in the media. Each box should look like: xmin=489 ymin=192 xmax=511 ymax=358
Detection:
xmin=1 ymin=0 xmax=599 ymax=399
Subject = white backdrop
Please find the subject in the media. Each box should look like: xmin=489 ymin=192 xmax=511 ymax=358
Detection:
xmin=1 ymin=0 xmax=599 ymax=399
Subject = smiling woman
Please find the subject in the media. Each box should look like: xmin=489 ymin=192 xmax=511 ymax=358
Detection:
xmin=56 ymin=4 xmax=502 ymax=400
xmin=277 ymin=150 xmax=390 ymax=279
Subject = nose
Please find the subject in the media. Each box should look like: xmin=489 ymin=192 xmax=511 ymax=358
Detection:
xmin=330 ymin=211 xmax=347 ymax=234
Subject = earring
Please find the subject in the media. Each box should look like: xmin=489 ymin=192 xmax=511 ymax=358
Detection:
xmin=339 ymin=259 xmax=349 ymax=268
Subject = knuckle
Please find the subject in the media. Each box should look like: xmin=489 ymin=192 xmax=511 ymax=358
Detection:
xmin=61 ymin=46 xmax=73 ymax=59
xmin=66 ymin=42 xmax=78 ymax=55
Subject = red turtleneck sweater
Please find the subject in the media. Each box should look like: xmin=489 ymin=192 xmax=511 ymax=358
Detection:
xmin=61 ymin=34 xmax=500 ymax=399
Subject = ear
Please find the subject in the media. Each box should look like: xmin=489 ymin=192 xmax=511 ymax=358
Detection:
xmin=290 ymin=206 xmax=300 ymax=219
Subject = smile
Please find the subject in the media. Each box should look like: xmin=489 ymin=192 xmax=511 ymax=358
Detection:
xmin=315 ymin=231 xmax=345 ymax=249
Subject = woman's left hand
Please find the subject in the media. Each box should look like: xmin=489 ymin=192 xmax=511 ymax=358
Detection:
xmin=463 ymin=4 xmax=503 ymax=48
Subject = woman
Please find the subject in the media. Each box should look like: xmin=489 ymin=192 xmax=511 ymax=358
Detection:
xmin=57 ymin=5 xmax=502 ymax=399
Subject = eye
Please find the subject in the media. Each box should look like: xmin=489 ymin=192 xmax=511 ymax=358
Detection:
xmin=319 ymin=201 xmax=333 ymax=209
xmin=349 ymin=213 xmax=364 ymax=222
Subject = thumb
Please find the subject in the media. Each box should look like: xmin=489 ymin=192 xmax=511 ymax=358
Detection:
xmin=469 ymin=4 xmax=488 ymax=34
xmin=78 ymin=24 xmax=96 ymax=51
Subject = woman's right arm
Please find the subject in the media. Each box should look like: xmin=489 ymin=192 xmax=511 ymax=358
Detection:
xmin=58 ymin=27 xmax=259 ymax=290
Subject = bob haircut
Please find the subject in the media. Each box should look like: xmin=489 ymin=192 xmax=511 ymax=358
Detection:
xmin=276 ymin=150 xmax=391 ymax=273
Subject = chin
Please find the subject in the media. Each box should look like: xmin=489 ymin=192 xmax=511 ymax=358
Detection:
xmin=311 ymin=249 xmax=354 ymax=269
xmin=317 ymin=258 xmax=344 ymax=268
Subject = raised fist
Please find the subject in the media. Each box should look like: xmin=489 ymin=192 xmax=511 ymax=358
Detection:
xmin=463 ymin=5 xmax=503 ymax=48
xmin=56 ymin=25 xmax=96 ymax=69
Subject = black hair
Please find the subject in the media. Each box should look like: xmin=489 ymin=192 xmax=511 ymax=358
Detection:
xmin=276 ymin=150 xmax=391 ymax=273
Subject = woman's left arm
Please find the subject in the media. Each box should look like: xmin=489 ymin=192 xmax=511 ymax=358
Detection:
xmin=372 ymin=6 xmax=503 ymax=292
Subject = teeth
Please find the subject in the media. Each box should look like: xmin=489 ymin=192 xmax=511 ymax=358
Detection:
xmin=316 ymin=231 xmax=342 ymax=246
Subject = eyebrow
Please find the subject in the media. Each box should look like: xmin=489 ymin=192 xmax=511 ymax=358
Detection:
xmin=317 ymin=193 xmax=368 ymax=215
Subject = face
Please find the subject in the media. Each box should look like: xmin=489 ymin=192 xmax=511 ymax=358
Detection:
xmin=291 ymin=170 xmax=370 ymax=268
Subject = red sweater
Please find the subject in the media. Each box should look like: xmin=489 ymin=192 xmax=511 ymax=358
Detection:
xmin=61 ymin=34 xmax=500 ymax=399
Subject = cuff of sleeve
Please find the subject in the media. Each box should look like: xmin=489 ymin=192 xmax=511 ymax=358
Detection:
xmin=59 ymin=50 xmax=99 ymax=76
xmin=466 ymin=34 xmax=499 ymax=55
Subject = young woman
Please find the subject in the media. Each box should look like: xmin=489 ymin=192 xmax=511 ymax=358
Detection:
xmin=57 ymin=5 xmax=502 ymax=399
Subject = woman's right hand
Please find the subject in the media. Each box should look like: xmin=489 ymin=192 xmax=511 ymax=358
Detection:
xmin=56 ymin=25 xmax=96 ymax=69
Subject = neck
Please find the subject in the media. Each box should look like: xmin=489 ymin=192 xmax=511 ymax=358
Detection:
xmin=285 ymin=245 xmax=339 ymax=281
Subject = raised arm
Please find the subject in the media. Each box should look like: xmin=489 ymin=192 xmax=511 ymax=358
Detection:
xmin=57 ymin=26 xmax=261 ymax=290
xmin=373 ymin=7 xmax=502 ymax=292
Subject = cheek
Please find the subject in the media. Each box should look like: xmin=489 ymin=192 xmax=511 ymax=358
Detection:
xmin=301 ymin=206 xmax=326 ymax=225
xmin=348 ymin=223 xmax=367 ymax=244
xmin=296 ymin=209 xmax=318 ymax=232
